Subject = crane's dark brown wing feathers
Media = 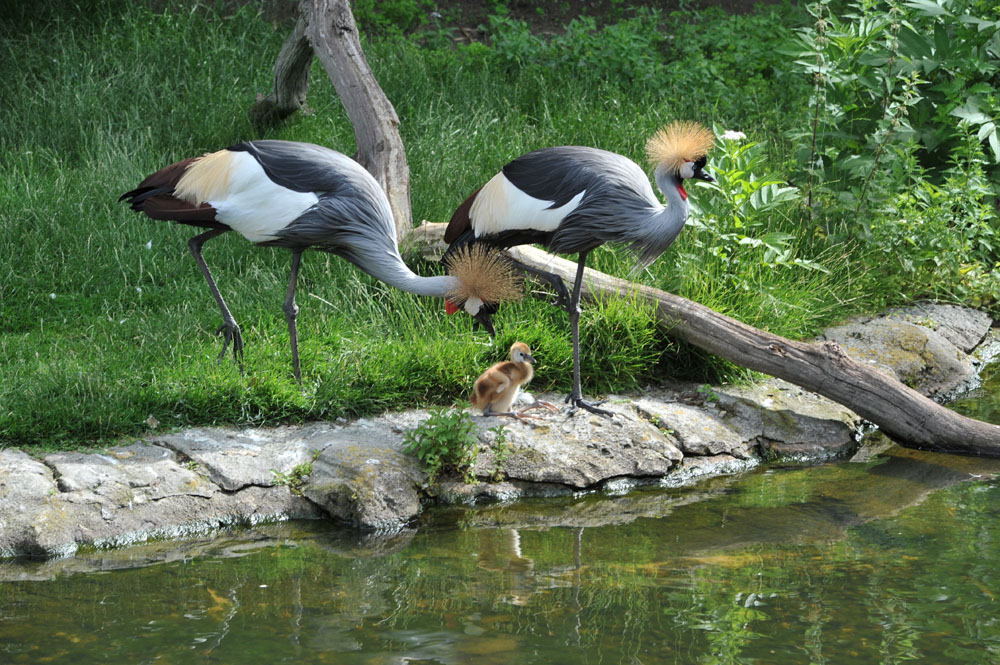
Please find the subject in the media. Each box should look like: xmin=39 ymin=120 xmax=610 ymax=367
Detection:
xmin=119 ymin=156 xmax=224 ymax=228
xmin=443 ymin=186 xmax=481 ymax=243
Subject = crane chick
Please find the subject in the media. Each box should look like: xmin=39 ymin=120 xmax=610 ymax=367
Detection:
xmin=471 ymin=342 xmax=557 ymax=421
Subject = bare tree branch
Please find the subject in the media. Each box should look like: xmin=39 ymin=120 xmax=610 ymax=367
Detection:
xmin=250 ymin=16 xmax=314 ymax=130
xmin=298 ymin=0 xmax=412 ymax=238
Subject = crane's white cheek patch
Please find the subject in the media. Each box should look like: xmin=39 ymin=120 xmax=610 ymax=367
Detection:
xmin=679 ymin=162 xmax=695 ymax=180
xmin=463 ymin=296 xmax=484 ymax=315
xmin=471 ymin=172 xmax=585 ymax=236
xmin=210 ymin=152 xmax=319 ymax=243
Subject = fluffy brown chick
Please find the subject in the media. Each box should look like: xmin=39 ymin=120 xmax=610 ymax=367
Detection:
xmin=471 ymin=342 xmax=558 ymax=420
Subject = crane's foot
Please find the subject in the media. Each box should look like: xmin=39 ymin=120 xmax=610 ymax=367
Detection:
xmin=214 ymin=321 xmax=244 ymax=369
xmin=551 ymin=281 xmax=572 ymax=313
xmin=564 ymin=393 xmax=613 ymax=417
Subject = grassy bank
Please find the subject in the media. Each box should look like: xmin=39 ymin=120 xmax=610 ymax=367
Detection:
xmin=0 ymin=1 xmax=990 ymax=449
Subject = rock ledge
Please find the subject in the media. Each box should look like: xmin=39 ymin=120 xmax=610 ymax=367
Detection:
xmin=1 ymin=304 xmax=992 ymax=559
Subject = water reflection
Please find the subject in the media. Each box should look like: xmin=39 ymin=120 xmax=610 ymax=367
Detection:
xmin=2 ymin=364 xmax=999 ymax=664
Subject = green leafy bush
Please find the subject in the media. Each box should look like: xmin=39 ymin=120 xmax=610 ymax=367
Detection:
xmin=786 ymin=0 xmax=1000 ymax=307
xmin=789 ymin=0 xmax=1000 ymax=205
xmin=402 ymin=407 xmax=480 ymax=484
xmin=689 ymin=130 xmax=819 ymax=274
xmin=485 ymin=11 xmax=668 ymax=85
xmin=352 ymin=0 xmax=433 ymax=36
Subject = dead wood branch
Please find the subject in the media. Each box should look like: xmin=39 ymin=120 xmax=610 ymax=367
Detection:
xmin=412 ymin=221 xmax=1000 ymax=456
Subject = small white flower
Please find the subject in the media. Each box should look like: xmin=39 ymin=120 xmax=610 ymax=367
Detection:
xmin=721 ymin=130 xmax=747 ymax=141
xmin=49 ymin=293 xmax=56 ymax=299
xmin=135 ymin=286 xmax=143 ymax=293
xmin=146 ymin=240 xmax=153 ymax=250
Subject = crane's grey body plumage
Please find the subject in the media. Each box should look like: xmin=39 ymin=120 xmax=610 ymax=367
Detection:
xmin=120 ymin=139 xmax=510 ymax=382
xmin=244 ymin=142 xmax=441 ymax=295
xmin=449 ymin=146 xmax=690 ymax=268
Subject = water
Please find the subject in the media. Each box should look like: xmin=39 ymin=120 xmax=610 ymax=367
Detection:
xmin=2 ymin=366 xmax=999 ymax=665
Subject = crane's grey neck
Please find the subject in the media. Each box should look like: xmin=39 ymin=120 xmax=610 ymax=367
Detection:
xmin=627 ymin=166 xmax=691 ymax=268
xmin=357 ymin=254 xmax=457 ymax=298
xmin=653 ymin=165 xmax=690 ymax=216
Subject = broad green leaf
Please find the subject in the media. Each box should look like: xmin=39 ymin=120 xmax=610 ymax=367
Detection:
xmin=977 ymin=122 xmax=996 ymax=142
xmin=902 ymin=0 xmax=950 ymax=17
xmin=951 ymin=100 xmax=990 ymax=125
xmin=897 ymin=27 xmax=934 ymax=60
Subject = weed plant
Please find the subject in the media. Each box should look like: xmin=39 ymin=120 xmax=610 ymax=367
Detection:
xmin=402 ymin=407 xmax=479 ymax=484
xmin=1 ymin=1 xmax=993 ymax=449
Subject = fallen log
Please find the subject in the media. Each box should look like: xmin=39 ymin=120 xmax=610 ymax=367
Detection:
xmin=409 ymin=222 xmax=1000 ymax=456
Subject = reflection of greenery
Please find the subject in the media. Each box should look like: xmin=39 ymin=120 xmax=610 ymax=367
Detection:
xmin=6 ymin=465 xmax=1000 ymax=663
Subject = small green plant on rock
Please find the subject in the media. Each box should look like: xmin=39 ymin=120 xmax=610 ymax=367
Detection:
xmin=271 ymin=450 xmax=321 ymax=496
xmin=402 ymin=407 xmax=479 ymax=484
xmin=489 ymin=424 xmax=510 ymax=482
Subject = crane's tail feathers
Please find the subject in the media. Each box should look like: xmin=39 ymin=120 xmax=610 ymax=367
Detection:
xmin=119 ymin=186 xmax=169 ymax=209
xmin=646 ymin=121 xmax=715 ymax=174
xmin=443 ymin=243 xmax=523 ymax=306
xmin=119 ymin=186 xmax=221 ymax=225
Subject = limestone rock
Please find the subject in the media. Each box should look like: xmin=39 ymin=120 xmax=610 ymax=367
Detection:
xmin=881 ymin=303 xmax=992 ymax=353
xmin=301 ymin=417 xmax=426 ymax=530
xmin=822 ymin=319 xmax=973 ymax=397
xmin=468 ymin=398 xmax=683 ymax=489
xmin=0 ymin=443 xmax=318 ymax=559
xmin=151 ymin=423 xmax=339 ymax=490
xmin=0 ymin=449 xmax=73 ymax=558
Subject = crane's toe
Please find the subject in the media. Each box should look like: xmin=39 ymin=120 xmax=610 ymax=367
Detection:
xmin=564 ymin=393 xmax=613 ymax=418
xmin=214 ymin=321 xmax=244 ymax=368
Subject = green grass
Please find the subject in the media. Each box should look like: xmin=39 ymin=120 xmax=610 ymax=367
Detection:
xmin=0 ymin=1 xmax=926 ymax=449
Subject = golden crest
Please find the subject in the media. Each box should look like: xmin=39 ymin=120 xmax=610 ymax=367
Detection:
xmin=645 ymin=121 xmax=715 ymax=174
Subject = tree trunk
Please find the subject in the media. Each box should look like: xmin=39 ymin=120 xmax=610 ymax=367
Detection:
xmin=298 ymin=0 xmax=412 ymax=238
xmin=250 ymin=15 xmax=314 ymax=130
xmin=411 ymin=221 xmax=1000 ymax=457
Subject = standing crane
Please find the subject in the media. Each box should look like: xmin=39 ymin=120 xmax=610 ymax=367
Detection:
xmin=443 ymin=122 xmax=715 ymax=415
xmin=120 ymin=140 xmax=521 ymax=384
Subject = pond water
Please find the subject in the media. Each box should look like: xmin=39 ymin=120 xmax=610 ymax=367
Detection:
xmin=2 ymin=365 xmax=999 ymax=665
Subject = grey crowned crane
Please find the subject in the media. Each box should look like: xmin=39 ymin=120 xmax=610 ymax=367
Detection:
xmin=443 ymin=122 xmax=715 ymax=415
xmin=120 ymin=140 xmax=521 ymax=384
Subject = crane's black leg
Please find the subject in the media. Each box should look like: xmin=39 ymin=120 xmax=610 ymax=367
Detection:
xmin=283 ymin=250 xmax=303 ymax=385
xmin=188 ymin=229 xmax=244 ymax=369
xmin=507 ymin=257 xmax=572 ymax=312
xmin=566 ymin=252 xmax=612 ymax=417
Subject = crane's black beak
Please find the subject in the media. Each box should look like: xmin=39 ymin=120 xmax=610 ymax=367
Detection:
xmin=692 ymin=156 xmax=714 ymax=182
xmin=473 ymin=309 xmax=496 ymax=338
